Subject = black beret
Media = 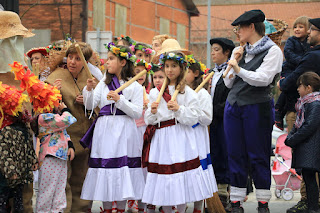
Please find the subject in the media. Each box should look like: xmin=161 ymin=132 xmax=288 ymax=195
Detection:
xmin=309 ymin=18 xmax=320 ymax=30
xmin=232 ymin=9 xmax=265 ymax=26
xmin=210 ymin=37 xmax=235 ymax=51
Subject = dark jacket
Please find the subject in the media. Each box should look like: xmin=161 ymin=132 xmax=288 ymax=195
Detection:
xmin=280 ymin=45 xmax=320 ymax=112
xmin=285 ymin=101 xmax=320 ymax=171
xmin=281 ymin=36 xmax=310 ymax=77
xmin=211 ymin=75 xmax=230 ymax=127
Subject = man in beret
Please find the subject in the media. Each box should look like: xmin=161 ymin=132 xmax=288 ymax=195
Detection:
xmin=223 ymin=10 xmax=283 ymax=212
xmin=279 ymin=18 xmax=320 ymax=213
xmin=209 ymin=37 xmax=235 ymax=212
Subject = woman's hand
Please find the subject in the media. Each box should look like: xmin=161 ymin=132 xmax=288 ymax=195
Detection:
xmin=228 ymin=59 xmax=240 ymax=74
xmin=68 ymin=148 xmax=75 ymax=161
xmin=167 ymin=100 xmax=179 ymax=112
xmin=151 ymin=102 xmax=159 ymax=114
xmin=32 ymin=163 xmax=39 ymax=171
xmin=86 ymin=78 xmax=96 ymax=91
xmin=107 ymin=91 xmax=120 ymax=102
xmin=53 ymin=79 xmax=62 ymax=90
xmin=75 ymin=95 xmax=84 ymax=105
xmin=10 ymin=174 xmax=18 ymax=180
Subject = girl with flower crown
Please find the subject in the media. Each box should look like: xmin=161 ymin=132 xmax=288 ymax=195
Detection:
xmin=131 ymin=43 xmax=155 ymax=63
xmin=142 ymin=51 xmax=212 ymax=213
xmin=185 ymin=55 xmax=218 ymax=213
xmin=125 ymin=59 xmax=153 ymax=213
xmin=80 ymin=44 xmax=145 ymax=213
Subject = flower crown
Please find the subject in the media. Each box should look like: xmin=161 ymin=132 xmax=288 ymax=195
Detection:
xmin=106 ymin=42 xmax=137 ymax=63
xmin=159 ymin=52 xmax=189 ymax=68
xmin=186 ymin=55 xmax=209 ymax=76
xmin=116 ymin=34 xmax=135 ymax=46
xmin=134 ymin=59 xmax=153 ymax=74
xmin=131 ymin=44 xmax=155 ymax=56
xmin=151 ymin=62 xmax=161 ymax=72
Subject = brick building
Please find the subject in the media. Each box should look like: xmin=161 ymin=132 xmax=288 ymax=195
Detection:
xmin=17 ymin=0 xmax=199 ymax=53
xmin=190 ymin=0 xmax=320 ymax=63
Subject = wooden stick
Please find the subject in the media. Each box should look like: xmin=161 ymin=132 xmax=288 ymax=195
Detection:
xmin=156 ymin=77 xmax=168 ymax=103
xmin=75 ymin=44 xmax=94 ymax=79
xmin=171 ymin=85 xmax=180 ymax=101
xmin=143 ymin=86 xmax=147 ymax=101
xmin=107 ymin=70 xmax=147 ymax=100
xmin=206 ymin=192 xmax=226 ymax=213
xmin=195 ymin=72 xmax=215 ymax=93
xmin=170 ymin=69 xmax=189 ymax=101
xmin=35 ymin=63 xmax=40 ymax=78
xmin=222 ymin=45 xmax=244 ymax=78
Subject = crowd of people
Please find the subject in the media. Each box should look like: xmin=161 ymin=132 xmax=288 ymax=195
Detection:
xmin=1 ymin=8 xmax=320 ymax=213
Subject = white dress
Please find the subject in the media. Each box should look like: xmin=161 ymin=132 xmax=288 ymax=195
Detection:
xmin=80 ymin=79 xmax=145 ymax=201
xmin=194 ymin=88 xmax=218 ymax=195
xmin=142 ymin=85 xmax=212 ymax=206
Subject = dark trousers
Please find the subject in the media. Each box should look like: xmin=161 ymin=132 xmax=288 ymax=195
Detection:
xmin=210 ymin=120 xmax=230 ymax=184
xmin=224 ymin=101 xmax=274 ymax=189
xmin=302 ymin=169 xmax=320 ymax=211
xmin=275 ymin=92 xmax=287 ymax=118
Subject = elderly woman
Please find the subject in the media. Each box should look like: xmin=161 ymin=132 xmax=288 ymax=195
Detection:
xmin=46 ymin=42 xmax=100 ymax=212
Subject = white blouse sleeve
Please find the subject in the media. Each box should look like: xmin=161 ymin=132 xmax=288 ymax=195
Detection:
xmin=116 ymin=82 xmax=143 ymax=119
xmin=144 ymin=88 xmax=159 ymax=125
xmin=83 ymin=80 xmax=103 ymax=110
xmin=197 ymin=89 xmax=213 ymax=126
xmin=236 ymin=45 xmax=283 ymax=87
xmin=88 ymin=62 xmax=103 ymax=81
xmin=174 ymin=87 xmax=200 ymax=126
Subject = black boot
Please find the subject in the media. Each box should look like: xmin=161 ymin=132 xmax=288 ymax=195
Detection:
xmin=231 ymin=201 xmax=244 ymax=213
xmin=257 ymin=202 xmax=270 ymax=213
xmin=0 ymin=192 xmax=9 ymax=213
xmin=275 ymin=109 xmax=284 ymax=131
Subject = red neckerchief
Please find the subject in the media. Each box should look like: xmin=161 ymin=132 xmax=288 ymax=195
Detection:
xmin=156 ymin=84 xmax=171 ymax=103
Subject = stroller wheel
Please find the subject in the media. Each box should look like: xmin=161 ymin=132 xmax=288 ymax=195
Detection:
xmin=281 ymin=188 xmax=294 ymax=201
xmin=275 ymin=189 xmax=281 ymax=198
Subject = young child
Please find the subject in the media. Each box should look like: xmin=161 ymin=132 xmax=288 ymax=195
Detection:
xmin=150 ymin=63 xmax=165 ymax=88
xmin=185 ymin=55 xmax=218 ymax=213
xmin=0 ymin=82 xmax=38 ymax=212
xmin=285 ymin=72 xmax=320 ymax=213
xmin=142 ymin=51 xmax=211 ymax=213
xmin=131 ymin=43 xmax=155 ymax=63
xmin=275 ymin=16 xmax=311 ymax=130
xmin=80 ymin=43 xmax=145 ymax=213
xmin=127 ymin=59 xmax=152 ymax=213
xmin=116 ymin=35 xmax=135 ymax=47
xmin=33 ymin=102 xmax=76 ymax=212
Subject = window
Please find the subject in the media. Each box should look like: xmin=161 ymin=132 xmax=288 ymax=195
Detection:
xmin=160 ymin=17 xmax=170 ymax=35
xmin=93 ymin=0 xmax=106 ymax=30
xmin=177 ymin=24 xmax=186 ymax=48
xmin=115 ymin=4 xmax=127 ymax=36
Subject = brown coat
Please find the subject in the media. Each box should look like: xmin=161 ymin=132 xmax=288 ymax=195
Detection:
xmin=46 ymin=68 xmax=94 ymax=151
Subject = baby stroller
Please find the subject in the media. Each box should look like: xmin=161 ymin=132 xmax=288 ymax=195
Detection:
xmin=272 ymin=133 xmax=302 ymax=201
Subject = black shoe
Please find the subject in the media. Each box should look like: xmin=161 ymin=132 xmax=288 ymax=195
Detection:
xmin=257 ymin=202 xmax=270 ymax=213
xmin=231 ymin=201 xmax=244 ymax=213
xmin=286 ymin=200 xmax=308 ymax=213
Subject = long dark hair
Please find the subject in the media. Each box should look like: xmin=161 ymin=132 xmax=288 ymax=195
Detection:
xmin=105 ymin=45 xmax=135 ymax=85
xmin=188 ymin=62 xmax=203 ymax=90
xmin=164 ymin=51 xmax=186 ymax=93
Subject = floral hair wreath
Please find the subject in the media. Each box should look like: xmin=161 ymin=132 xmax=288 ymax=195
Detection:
xmin=159 ymin=52 xmax=189 ymax=69
xmin=131 ymin=44 xmax=155 ymax=56
xmin=186 ymin=55 xmax=209 ymax=76
xmin=134 ymin=59 xmax=153 ymax=74
xmin=106 ymin=42 xmax=137 ymax=63
xmin=116 ymin=34 xmax=136 ymax=46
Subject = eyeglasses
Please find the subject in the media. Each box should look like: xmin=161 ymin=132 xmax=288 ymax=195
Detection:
xmin=309 ymin=26 xmax=320 ymax=32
